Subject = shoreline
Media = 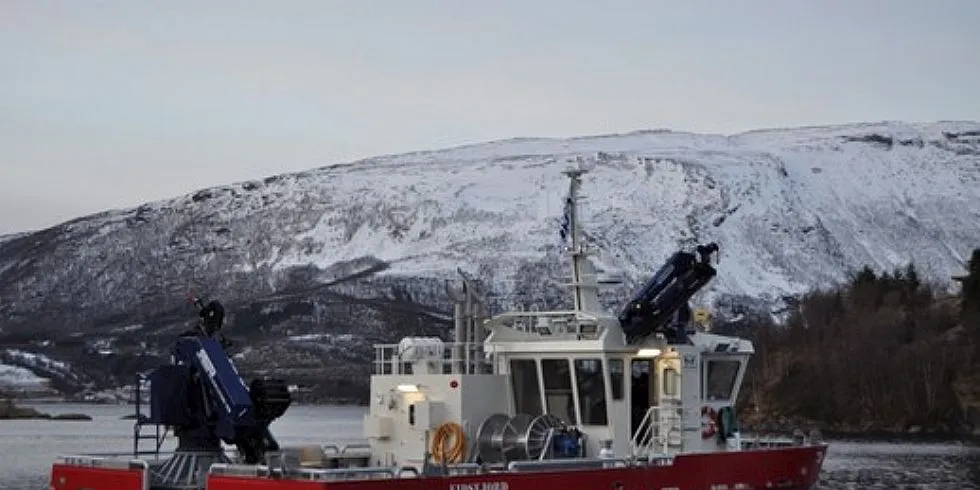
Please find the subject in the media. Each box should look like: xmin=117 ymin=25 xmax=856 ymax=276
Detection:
xmin=9 ymin=398 xmax=978 ymax=443
xmin=740 ymin=427 xmax=979 ymax=444
xmin=0 ymin=399 xmax=92 ymax=421
xmin=813 ymin=429 xmax=980 ymax=444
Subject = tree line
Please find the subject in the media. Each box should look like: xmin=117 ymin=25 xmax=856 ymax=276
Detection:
xmin=733 ymin=249 xmax=980 ymax=434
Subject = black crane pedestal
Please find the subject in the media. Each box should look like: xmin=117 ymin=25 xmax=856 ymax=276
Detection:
xmin=151 ymin=426 xmax=231 ymax=490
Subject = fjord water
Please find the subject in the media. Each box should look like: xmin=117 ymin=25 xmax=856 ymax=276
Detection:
xmin=2 ymin=403 xmax=977 ymax=490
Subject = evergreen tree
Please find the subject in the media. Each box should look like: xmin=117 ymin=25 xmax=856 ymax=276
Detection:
xmin=962 ymin=248 xmax=980 ymax=329
xmin=741 ymin=259 xmax=966 ymax=431
xmin=905 ymin=263 xmax=920 ymax=291
xmin=850 ymin=265 xmax=877 ymax=286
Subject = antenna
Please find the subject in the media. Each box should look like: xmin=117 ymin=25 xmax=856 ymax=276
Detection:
xmin=452 ymin=268 xmax=487 ymax=374
xmin=560 ymin=164 xmax=602 ymax=313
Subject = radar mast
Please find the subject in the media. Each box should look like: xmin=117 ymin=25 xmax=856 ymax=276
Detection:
xmin=561 ymin=166 xmax=602 ymax=313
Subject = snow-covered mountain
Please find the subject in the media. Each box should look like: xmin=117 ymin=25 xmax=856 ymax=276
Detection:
xmin=2 ymin=120 xmax=979 ymax=337
xmin=0 ymin=349 xmax=78 ymax=396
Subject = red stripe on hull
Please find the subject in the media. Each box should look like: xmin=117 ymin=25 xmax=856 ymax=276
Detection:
xmin=208 ymin=446 xmax=827 ymax=490
xmin=51 ymin=446 xmax=827 ymax=490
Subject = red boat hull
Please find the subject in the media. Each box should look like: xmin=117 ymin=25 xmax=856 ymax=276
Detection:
xmin=50 ymin=459 xmax=148 ymax=490
xmin=52 ymin=445 xmax=827 ymax=490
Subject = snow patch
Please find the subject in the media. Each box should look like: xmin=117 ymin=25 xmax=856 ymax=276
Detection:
xmin=4 ymin=349 xmax=72 ymax=375
xmin=287 ymin=333 xmax=354 ymax=343
xmin=0 ymin=363 xmax=50 ymax=390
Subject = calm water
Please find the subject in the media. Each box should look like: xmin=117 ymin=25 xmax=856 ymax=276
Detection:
xmin=2 ymin=403 xmax=977 ymax=489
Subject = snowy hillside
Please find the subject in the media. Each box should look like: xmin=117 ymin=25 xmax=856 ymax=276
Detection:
xmin=1 ymin=120 xmax=978 ymax=399
xmin=0 ymin=364 xmax=51 ymax=393
xmin=1 ymin=120 xmax=979 ymax=333
xmin=0 ymin=123 xmax=980 ymax=330
xmin=0 ymin=350 xmax=76 ymax=396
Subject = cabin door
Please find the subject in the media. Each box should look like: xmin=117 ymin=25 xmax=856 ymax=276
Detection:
xmin=629 ymin=359 xmax=654 ymax=436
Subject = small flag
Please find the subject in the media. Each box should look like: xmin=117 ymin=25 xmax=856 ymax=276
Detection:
xmin=558 ymin=196 xmax=572 ymax=243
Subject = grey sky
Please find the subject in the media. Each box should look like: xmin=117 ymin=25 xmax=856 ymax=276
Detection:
xmin=1 ymin=1 xmax=977 ymax=234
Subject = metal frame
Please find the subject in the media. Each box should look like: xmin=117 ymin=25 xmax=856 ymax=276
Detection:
xmin=131 ymin=372 xmax=169 ymax=458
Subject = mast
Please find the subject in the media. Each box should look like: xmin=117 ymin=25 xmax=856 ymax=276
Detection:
xmin=562 ymin=166 xmax=602 ymax=313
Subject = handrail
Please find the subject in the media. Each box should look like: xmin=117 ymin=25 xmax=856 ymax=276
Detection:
xmin=483 ymin=310 xmax=603 ymax=337
xmin=373 ymin=341 xmax=492 ymax=375
xmin=631 ymin=405 xmax=684 ymax=457
xmin=57 ymin=452 xmax=679 ymax=482
xmin=290 ymin=467 xmax=398 ymax=481
xmin=58 ymin=442 xmax=376 ymax=467
xmin=320 ymin=443 xmax=373 ymax=456
xmin=131 ymin=372 xmax=166 ymax=459
xmin=506 ymin=458 xmax=630 ymax=472
xmin=209 ymin=463 xmax=397 ymax=481
xmin=55 ymin=455 xmax=149 ymax=471
xmin=340 ymin=443 xmax=372 ymax=454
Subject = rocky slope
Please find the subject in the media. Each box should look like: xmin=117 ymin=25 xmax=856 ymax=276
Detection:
xmin=1 ymin=120 xmax=978 ymax=400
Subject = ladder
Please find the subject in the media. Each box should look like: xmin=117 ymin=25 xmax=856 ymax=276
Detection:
xmin=630 ymin=405 xmax=683 ymax=457
xmin=131 ymin=372 xmax=169 ymax=458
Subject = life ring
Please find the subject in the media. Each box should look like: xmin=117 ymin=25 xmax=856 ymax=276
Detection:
xmin=701 ymin=406 xmax=718 ymax=439
xmin=430 ymin=422 xmax=468 ymax=464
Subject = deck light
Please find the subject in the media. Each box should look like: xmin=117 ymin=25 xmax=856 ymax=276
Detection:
xmin=636 ymin=348 xmax=662 ymax=358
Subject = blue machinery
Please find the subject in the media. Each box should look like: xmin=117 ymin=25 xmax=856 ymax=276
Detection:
xmin=131 ymin=298 xmax=292 ymax=489
xmin=618 ymin=242 xmax=720 ymax=343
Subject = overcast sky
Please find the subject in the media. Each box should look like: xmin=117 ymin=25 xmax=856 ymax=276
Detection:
xmin=1 ymin=1 xmax=977 ymax=234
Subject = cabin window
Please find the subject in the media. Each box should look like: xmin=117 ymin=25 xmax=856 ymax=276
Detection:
xmin=663 ymin=368 xmax=680 ymax=397
xmin=541 ymin=358 xmax=577 ymax=425
xmin=608 ymin=359 xmax=624 ymax=400
xmin=574 ymin=359 xmax=608 ymax=426
xmin=704 ymin=359 xmax=741 ymax=401
xmin=510 ymin=359 xmax=543 ymax=415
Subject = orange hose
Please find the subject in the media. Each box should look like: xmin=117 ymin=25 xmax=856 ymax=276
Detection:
xmin=430 ymin=422 xmax=468 ymax=464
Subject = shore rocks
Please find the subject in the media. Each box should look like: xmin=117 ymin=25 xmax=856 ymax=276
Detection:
xmin=0 ymin=399 xmax=91 ymax=421
xmin=953 ymin=372 xmax=980 ymax=436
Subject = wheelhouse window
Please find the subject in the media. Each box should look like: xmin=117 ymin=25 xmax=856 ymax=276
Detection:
xmin=510 ymin=359 xmax=543 ymax=415
xmin=704 ymin=359 xmax=741 ymax=401
xmin=574 ymin=359 xmax=608 ymax=426
xmin=608 ymin=358 xmax=624 ymax=401
xmin=663 ymin=367 xmax=680 ymax=397
xmin=541 ymin=358 xmax=577 ymax=425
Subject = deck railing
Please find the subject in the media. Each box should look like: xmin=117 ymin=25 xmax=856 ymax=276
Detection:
xmin=630 ymin=405 xmax=684 ymax=457
xmin=631 ymin=405 xmax=819 ymax=456
xmin=372 ymin=341 xmax=492 ymax=375
xmin=484 ymin=311 xmax=602 ymax=338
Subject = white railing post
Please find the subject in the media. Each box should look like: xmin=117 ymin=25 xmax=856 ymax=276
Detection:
xmin=630 ymin=406 xmax=658 ymax=457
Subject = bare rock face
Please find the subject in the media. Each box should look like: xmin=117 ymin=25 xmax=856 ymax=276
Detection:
xmin=1 ymin=121 xmax=979 ymax=401
xmin=953 ymin=373 xmax=980 ymax=435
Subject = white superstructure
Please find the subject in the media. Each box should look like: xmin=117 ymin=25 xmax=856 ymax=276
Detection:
xmin=363 ymin=166 xmax=755 ymax=473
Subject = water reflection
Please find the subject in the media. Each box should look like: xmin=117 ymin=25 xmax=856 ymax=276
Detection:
xmin=817 ymin=439 xmax=980 ymax=489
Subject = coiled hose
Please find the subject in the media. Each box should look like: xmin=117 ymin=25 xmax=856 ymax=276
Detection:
xmin=430 ymin=422 xmax=468 ymax=464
